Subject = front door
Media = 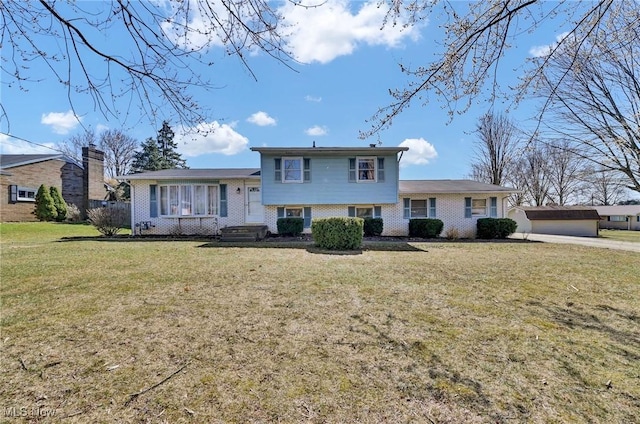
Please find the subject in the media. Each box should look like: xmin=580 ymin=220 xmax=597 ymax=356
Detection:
xmin=245 ymin=185 xmax=264 ymax=223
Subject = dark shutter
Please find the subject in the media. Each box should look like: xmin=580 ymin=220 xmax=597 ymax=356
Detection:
xmin=464 ymin=197 xmax=472 ymax=218
xmin=9 ymin=185 xmax=17 ymax=203
xmin=374 ymin=205 xmax=382 ymax=218
xmin=303 ymin=207 xmax=312 ymax=228
xmin=277 ymin=207 xmax=285 ymax=218
xmin=348 ymin=158 xmax=356 ymax=182
xmin=274 ymin=158 xmax=282 ymax=182
xmin=303 ymin=158 xmax=311 ymax=182
xmin=490 ymin=197 xmax=498 ymax=217
xmin=348 ymin=206 xmax=356 ymax=217
xmin=403 ymin=198 xmax=410 ymax=219
xmin=377 ymin=158 xmax=385 ymax=182
xmin=149 ymin=185 xmax=158 ymax=218
xmin=429 ymin=198 xmax=436 ymax=217
xmin=220 ymin=184 xmax=228 ymax=217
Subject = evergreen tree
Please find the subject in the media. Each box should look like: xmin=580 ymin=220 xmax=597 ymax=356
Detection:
xmin=130 ymin=121 xmax=188 ymax=173
xmin=49 ymin=186 xmax=68 ymax=221
xmin=130 ymin=137 xmax=165 ymax=173
xmin=34 ymin=184 xmax=57 ymax=221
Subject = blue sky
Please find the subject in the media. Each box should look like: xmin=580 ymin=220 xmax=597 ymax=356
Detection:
xmin=0 ymin=1 xmax=564 ymax=180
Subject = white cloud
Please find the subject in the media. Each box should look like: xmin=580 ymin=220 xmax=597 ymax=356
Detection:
xmin=279 ymin=0 xmax=421 ymax=64
xmin=305 ymin=95 xmax=322 ymax=102
xmin=0 ymin=133 xmax=57 ymax=154
xmin=247 ymin=111 xmax=276 ymax=126
xmin=305 ymin=125 xmax=328 ymax=136
xmin=529 ymin=31 xmax=570 ymax=57
xmin=398 ymin=138 xmax=438 ymax=167
xmin=40 ymin=110 xmax=81 ymax=135
xmin=175 ymin=121 xmax=249 ymax=157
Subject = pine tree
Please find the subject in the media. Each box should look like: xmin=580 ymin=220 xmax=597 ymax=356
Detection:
xmin=130 ymin=121 xmax=188 ymax=173
xmin=130 ymin=137 xmax=165 ymax=173
xmin=49 ymin=186 xmax=68 ymax=222
xmin=34 ymin=184 xmax=57 ymax=221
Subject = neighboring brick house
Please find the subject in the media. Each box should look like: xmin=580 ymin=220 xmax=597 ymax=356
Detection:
xmin=1 ymin=146 xmax=106 ymax=221
xmin=121 ymin=146 xmax=518 ymax=237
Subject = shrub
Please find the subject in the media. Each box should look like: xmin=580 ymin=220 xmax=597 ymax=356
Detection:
xmin=363 ymin=217 xmax=383 ymax=237
xmin=87 ymin=207 xmax=128 ymax=236
xmin=409 ymin=218 xmax=444 ymax=238
xmin=277 ymin=217 xmax=304 ymax=237
xmin=477 ymin=218 xmax=517 ymax=239
xmin=49 ymin=186 xmax=67 ymax=222
xmin=34 ymin=184 xmax=57 ymax=221
xmin=444 ymin=226 xmax=460 ymax=240
xmin=312 ymin=217 xmax=363 ymax=250
xmin=65 ymin=204 xmax=84 ymax=223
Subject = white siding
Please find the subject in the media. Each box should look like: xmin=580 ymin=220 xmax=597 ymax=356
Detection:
xmin=130 ymin=179 xmax=254 ymax=235
xmin=264 ymin=193 xmax=511 ymax=237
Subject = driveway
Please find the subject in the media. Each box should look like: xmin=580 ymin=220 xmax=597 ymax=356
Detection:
xmin=510 ymin=233 xmax=640 ymax=253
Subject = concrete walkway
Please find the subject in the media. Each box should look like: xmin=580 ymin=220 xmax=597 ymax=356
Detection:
xmin=510 ymin=233 xmax=640 ymax=253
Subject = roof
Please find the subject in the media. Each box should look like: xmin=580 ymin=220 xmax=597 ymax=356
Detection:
xmin=0 ymin=154 xmax=67 ymax=169
xmin=250 ymin=146 xmax=408 ymax=156
xmin=400 ymin=179 xmax=518 ymax=194
xmin=121 ymin=168 xmax=261 ymax=180
xmin=592 ymin=205 xmax=640 ymax=216
xmin=513 ymin=206 xmax=601 ymax=221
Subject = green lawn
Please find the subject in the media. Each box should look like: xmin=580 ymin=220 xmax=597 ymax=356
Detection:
xmin=1 ymin=223 xmax=639 ymax=422
xmin=600 ymin=229 xmax=640 ymax=243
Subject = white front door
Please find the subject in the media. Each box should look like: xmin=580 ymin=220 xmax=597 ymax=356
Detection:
xmin=245 ymin=185 xmax=264 ymax=223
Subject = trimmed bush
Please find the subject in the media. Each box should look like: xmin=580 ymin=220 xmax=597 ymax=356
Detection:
xmin=363 ymin=217 xmax=383 ymax=237
xmin=477 ymin=218 xmax=517 ymax=239
xmin=34 ymin=184 xmax=57 ymax=221
xmin=87 ymin=207 xmax=128 ymax=236
xmin=409 ymin=218 xmax=444 ymax=238
xmin=49 ymin=186 xmax=68 ymax=222
xmin=312 ymin=217 xmax=363 ymax=250
xmin=277 ymin=217 xmax=304 ymax=237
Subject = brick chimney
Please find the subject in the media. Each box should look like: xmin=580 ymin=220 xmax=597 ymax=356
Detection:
xmin=82 ymin=144 xmax=105 ymax=212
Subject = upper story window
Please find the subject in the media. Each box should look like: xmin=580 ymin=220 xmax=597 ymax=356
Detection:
xmin=275 ymin=157 xmax=310 ymax=183
xmin=349 ymin=157 xmax=385 ymax=182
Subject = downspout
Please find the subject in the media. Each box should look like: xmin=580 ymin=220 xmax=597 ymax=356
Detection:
xmin=129 ymin=182 xmax=135 ymax=235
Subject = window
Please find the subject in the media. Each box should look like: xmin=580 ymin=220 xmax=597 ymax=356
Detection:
xmin=277 ymin=206 xmax=312 ymax=228
xmin=283 ymin=157 xmax=302 ymax=182
xmin=16 ymin=187 xmax=37 ymax=202
xmin=348 ymin=205 xmax=382 ymax=218
xmin=609 ymin=215 xmax=627 ymax=222
xmin=403 ymin=198 xmax=436 ymax=218
xmin=472 ymin=199 xmax=487 ymax=216
xmin=276 ymin=157 xmax=310 ymax=183
xmin=158 ymin=184 xmax=218 ymax=216
xmin=358 ymin=157 xmax=376 ymax=181
xmin=285 ymin=207 xmax=302 ymax=217
xmin=356 ymin=207 xmax=373 ymax=218
xmin=349 ymin=157 xmax=384 ymax=182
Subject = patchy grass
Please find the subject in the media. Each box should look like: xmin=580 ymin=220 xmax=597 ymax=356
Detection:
xmin=1 ymin=223 xmax=639 ymax=422
xmin=600 ymin=229 xmax=640 ymax=243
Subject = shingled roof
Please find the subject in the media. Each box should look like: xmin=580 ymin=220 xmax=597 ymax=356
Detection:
xmin=515 ymin=206 xmax=601 ymax=220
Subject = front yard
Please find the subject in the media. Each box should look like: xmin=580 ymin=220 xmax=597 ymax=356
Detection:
xmin=600 ymin=228 xmax=640 ymax=243
xmin=1 ymin=223 xmax=638 ymax=422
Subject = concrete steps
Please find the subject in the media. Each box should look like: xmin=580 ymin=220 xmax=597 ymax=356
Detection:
xmin=219 ymin=225 xmax=269 ymax=242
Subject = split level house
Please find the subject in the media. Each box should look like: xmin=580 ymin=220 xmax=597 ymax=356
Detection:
xmin=121 ymin=146 xmax=518 ymax=237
